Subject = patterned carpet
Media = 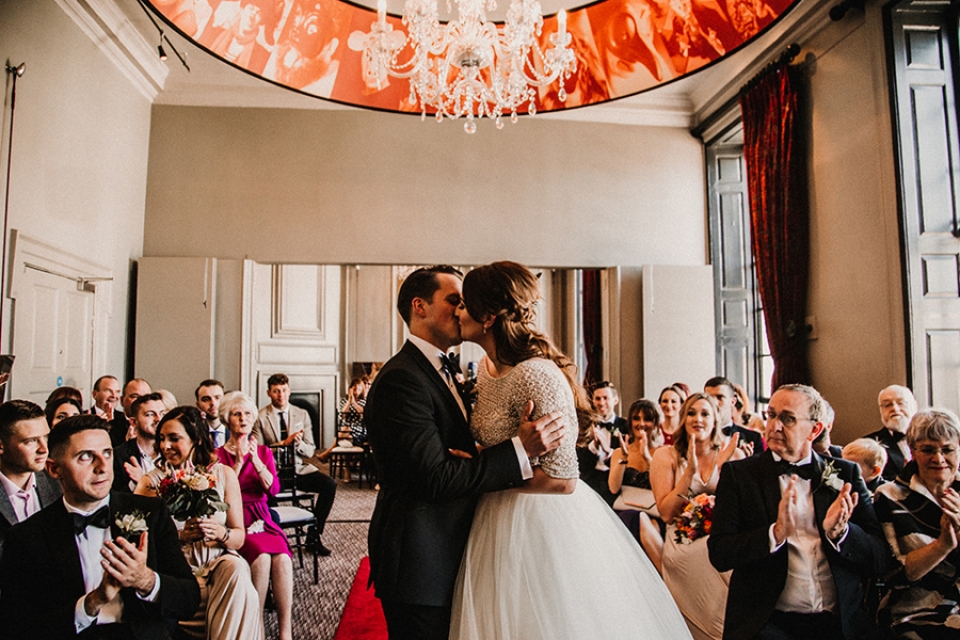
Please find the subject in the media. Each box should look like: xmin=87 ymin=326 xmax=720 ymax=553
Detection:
xmin=264 ymin=481 xmax=378 ymax=640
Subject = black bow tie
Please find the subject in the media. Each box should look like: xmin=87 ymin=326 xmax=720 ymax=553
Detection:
xmin=73 ymin=505 xmax=110 ymax=535
xmin=887 ymin=429 xmax=906 ymax=443
xmin=775 ymin=459 xmax=817 ymax=482
xmin=439 ymin=352 xmax=461 ymax=378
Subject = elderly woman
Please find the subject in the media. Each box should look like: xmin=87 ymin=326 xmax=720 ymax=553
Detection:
xmin=874 ymin=409 xmax=960 ymax=638
xmin=216 ymin=392 xmax=294 ymax=640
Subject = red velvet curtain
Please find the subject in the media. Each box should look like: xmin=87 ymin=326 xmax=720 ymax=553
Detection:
xmin=740 ymin=63 xmax=811 ymax=388
xmin=581 ymin=269 xmax=603 ymax=386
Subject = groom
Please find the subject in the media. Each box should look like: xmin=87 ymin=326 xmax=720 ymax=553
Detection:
xmin=366 ymin=265 xmax=566 ymax=640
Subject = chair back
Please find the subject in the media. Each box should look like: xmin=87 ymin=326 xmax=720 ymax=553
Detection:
xmin=270 ymin=444 xmax=300 ymax=497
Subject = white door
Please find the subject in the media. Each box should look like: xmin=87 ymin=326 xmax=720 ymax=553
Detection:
xmin=10 ymin=265 xmax=95 ymax=404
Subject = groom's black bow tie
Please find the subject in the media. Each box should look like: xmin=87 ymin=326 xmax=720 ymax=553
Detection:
xmin=73 ymin=505 xmax=111 ymax=535
xmin=775 ymin=459 xmax=817 ymax=481
xmin=439 ymin=352 xmax=461 ymax=378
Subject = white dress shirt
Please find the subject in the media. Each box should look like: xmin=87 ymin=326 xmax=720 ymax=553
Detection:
xmin=408 ymin=335 xmax=533 ymax=480
xmin=0 ymin=471 xmax=40 ymax=522
xmin=66 ymin=496 xmax=161 ymax=633
xmin=767 ymin=452 xmax=841 ymax=614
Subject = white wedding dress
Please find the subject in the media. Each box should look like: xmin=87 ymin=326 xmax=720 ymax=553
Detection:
xmin=450 ymin=358 xmax=692 ymax=640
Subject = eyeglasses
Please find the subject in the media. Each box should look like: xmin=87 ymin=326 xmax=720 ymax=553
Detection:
xmin=762 ymin=410 xmax=812 ymax=428
xmin=914 ymin=445 xmax=958 ymax=457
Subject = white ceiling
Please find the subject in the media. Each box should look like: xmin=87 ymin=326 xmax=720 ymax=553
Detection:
xmin=107 ymin=0 xmax=835 ymax=129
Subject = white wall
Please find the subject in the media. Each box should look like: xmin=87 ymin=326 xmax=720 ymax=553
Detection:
xmin=143 ymin=107 xmax=707 ymax=268
xmin=0 ymin=0 xmax=151 ymax=385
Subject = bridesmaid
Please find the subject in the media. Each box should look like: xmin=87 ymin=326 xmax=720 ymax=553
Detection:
xmin=216 ymin=392 xmax=294 ymax=640
xmin=659 ymin=385 xmax=687 ymax=446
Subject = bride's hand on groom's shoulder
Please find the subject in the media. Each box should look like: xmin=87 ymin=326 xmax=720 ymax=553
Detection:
xmin=518 ymin=400 xmax=565 ymax=458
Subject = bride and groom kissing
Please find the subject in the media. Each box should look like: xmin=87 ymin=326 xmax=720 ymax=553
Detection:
xmin=365 ymin=262 xmax=690 ymax=640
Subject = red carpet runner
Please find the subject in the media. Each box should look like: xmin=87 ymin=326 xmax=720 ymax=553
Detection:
xmin=333 ymin=557 xmax=388 ymax=640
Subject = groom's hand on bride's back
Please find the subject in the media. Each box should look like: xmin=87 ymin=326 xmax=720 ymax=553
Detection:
xmin=518 ymin=400 xmax=565 ymax=458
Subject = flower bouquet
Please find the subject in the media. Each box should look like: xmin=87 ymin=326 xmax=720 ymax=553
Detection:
xmin=673 ymin=492 xmax=715 ymax=544
xmin=157 ymin=467 xmax=229 ymax=520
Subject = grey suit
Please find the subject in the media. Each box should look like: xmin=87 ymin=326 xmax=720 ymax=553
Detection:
xmin=0 ymin=470 xmax=62 ymax=559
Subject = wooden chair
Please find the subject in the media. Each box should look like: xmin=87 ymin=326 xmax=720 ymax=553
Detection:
xmin=269 ymin=444 xmax=319 ymax=584
xmin=328 ymin=443 xmax=367 ymax=487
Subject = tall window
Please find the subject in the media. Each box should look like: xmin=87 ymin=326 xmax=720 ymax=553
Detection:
xmin=887 ymin=0 xmax=960 ymax=412
xmin=706 ymin=125 xmax=772 ymax=405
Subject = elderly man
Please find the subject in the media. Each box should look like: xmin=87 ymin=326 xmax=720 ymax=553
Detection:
xmin=709 ymin=384 xmax=889 ymax=640
xmin=865 ymin=385 xmax=917 ymax=480
xmin=0 ymin=415 xmax=199 ymax=638
xmin=119 ymin=379 xmax=152 ymax=418
xmin=0 ymin=400 xmax=61 ymax=560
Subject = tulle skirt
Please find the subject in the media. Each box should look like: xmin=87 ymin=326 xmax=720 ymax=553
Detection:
xmin=450 ymin=480 xmax=693 ymax=640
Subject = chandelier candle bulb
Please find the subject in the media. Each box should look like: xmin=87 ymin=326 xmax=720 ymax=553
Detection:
xmin=377 ymin=0 xmax=386 ymax=24
xmin=557 ymin=9 xmax=566 ymax=36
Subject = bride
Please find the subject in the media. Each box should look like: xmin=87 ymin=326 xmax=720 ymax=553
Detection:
xmin=450 ymin=261 xmax=692 ymax=640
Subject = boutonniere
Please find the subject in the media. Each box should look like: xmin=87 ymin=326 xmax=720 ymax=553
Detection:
xmin=820 ymin=461 xmax=845 ymax=492
xmin=115 ymin=509 xmax=149 ymax=543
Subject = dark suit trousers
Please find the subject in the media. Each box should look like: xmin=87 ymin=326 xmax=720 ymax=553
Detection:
xmin=296 ymin=470 xmax=337 ymax=533
xmin=379 ymin=598 xmax=450 ymax=640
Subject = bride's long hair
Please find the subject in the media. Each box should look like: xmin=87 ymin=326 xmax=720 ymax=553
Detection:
xmin=462 ymin=261 xmax=594 ymax=429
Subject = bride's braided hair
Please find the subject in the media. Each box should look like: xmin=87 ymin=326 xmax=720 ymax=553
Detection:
xmin=462 ymin=262 xmax=594 ymax=430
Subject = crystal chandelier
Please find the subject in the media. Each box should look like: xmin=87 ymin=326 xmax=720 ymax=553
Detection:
xmin=351 ymin=0 xmax=577 ymax=132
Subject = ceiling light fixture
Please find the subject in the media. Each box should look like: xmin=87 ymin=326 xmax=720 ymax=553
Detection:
xmin=351 ymin=0 xmax=576 ymax=133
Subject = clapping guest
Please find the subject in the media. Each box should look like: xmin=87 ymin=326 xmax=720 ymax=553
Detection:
xmin=135 ymin=406 xmax=261 ymax=640
xmin=338 ymin=377 xmax=368 ymax=446
xmin=91 ymin=375 xmax=129 ymax=446
xmin=45 ymin=396 xmax=82 ymax=428
xmin=113 ymin=393 xmax=166 ymax=493
xmin=874 ymin=409 xmax=960 ymax=638
xmin=659 ymin=385 xmax=687 ymax=446
xmin=217 ymin=392 xmax=294 ymax=640
xmin=0 ymin=415 xmax=200 ymax=638
xmin=650 ymin=393 xmax=744 ymax=639
xmin=842 ymin=438 xmax=888 ymax=495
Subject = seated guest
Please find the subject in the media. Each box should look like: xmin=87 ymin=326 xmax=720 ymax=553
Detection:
xmin=610 ymin=399 xmax=665 ymax=568
xmin=708 ymin=384 xmax=890 ymax=640
xmin=650 ymin=392 xmax=744 ymax=639
xmin=112 ymin=393 xmax=166 ymax=493
xmin=704 ymin=376 xmax=764 ymax=456
xmin=120 ymin=379 xmax=152 ymax=418
xmin=578 ymin=381 xmax=628 ymax=505
xmin=91 ymin=375 xmax=129 ymax=446
xmin=338 ymin=377 xmax=368 ymax=446
xmin=136 ymin=406 xmax=260 ymax=640
xmin=812 ymin=399 xmax=843 ymax=458
xmin=867 ymin=384 xmax=918 ymax=480
xmin=252 ymin=373 xmax=336 ymax=556
xmin=874 ymin=409 xmax=960 ymax=639
xmin=218 ymin=392 xmax=295 ymax=640
xmin=45 ymin=396 xmax=83 ymax=428
xmin=659 ymin=385 xmax=688 ymax=446
xmin=0 ymin=400 xmax=61 ymax=560
xmin=195 ymin=379 xmax=227 ymax=448
xmin=733 ymin=383 xmax=766 ymax=435
xmin=0 ymin=415 xmax=200 ymax=638
xmin=842 ymin=438 xmax=888 ymax=495
xmin=46 ymin=386 xmax=84 ymax=411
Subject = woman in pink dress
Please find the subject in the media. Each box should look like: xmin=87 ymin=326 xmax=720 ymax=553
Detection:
xmin=216 ymin=392 xmax=294 ymax=640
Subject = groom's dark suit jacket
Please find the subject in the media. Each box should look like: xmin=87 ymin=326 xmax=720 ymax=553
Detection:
xmin=0 ymin=491 xmax=200 ymax=640
xmin=0 ymin=469 xmax=62 ymax=558
xmin=365 ymin=341 xmax=525 ymax=607
xmin=708 ymin=451 xmax=891 ymax=640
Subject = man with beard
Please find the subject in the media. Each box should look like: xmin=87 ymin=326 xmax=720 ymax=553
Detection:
xmin=112 ymin=393 xmax=166 ymax=493
xmin=864 ymin=385 xmax=917 ymax=481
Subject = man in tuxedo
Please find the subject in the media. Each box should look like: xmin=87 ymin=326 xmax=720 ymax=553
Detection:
xmin=0 ymin=399 xmax=61 ymax=560
xmin=577 ymin=381 xmax=627 ymax=505
xmin=705 ymin=376 xmax=764 ymax=456
xmin=112 ymin=394 xmax=166 ymax=493
xmin=194 ymin=380 xmax=226 ymax=448
xmin=92 ymin=376 xmax=130 ymax=447
xmin=708 ymin=384 xmax=890 ymax=640
xmin=365 ymin=265 xmax=565 ymax=640
xmin=0 ymin=414 xmax=200 ymax=639
xmin=253 ymin=372 xmax=337 ymax=556
xmin=864 ymin=384 xmax=917 ymax=480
